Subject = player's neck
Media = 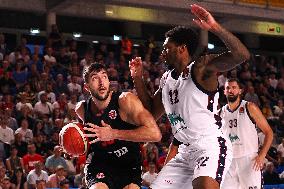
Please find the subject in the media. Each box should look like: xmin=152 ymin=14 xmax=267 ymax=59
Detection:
xmin=91 ymin=91 xmax=112 ymax=111
xmin=228 ymin=98 xmax=241 ymax=111
xmin=174 ymin=57 xmax=191 ymax=74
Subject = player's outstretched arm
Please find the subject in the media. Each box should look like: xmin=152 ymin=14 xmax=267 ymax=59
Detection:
xmin=191 ymin=4 xmax=250 ymax=72
xmin=247 ymin=102 xmax=273 ymax=171
xmin=129 ymin=57 xmax=165 ymax=120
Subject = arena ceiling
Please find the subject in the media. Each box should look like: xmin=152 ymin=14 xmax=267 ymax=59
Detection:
xmin=0 ymin=0 xmax=284 ymax=52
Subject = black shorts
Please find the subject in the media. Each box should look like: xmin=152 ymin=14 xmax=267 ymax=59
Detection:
xmin=84 ymin=163 xmax=142 ymax=189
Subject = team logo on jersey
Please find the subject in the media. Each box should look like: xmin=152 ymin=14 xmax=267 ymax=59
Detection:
xmin=239 ymin=107 xmax=244 ymax=114
xmin=229 ymin=133 xmax=240 ymax=142
xmin=108 ymin=110 xmax=117 ymax=119
xmin=167 ymin=112 xmax=185 ymax=126
xmin=96 ymin=172 xmax=105 ymax=179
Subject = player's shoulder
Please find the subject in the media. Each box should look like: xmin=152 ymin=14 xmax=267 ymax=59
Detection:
xmin=246 ymin=101 xmax=258 ymax=110
xmin=118 ymin=91 xmax=138 ymax=104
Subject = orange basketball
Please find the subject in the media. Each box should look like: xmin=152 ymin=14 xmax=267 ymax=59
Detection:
xmin=59 ymin=122 xmax=89 ymax=156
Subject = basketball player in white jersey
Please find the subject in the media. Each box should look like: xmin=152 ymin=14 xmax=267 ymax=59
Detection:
xmin=220 ymin=78 xmax=273 ymax=189
xmin=129 ymin=4 xmax=250 ymax=189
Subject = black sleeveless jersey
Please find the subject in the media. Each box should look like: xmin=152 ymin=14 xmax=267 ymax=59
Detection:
xmin=83 ymin=92 xmax=142 ymax=170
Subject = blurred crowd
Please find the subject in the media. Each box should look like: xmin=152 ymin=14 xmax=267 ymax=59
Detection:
xmin=0 ymin=24 xmax=283 ymax=188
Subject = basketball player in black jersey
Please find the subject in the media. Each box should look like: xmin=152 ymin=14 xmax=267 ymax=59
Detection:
xmin=75 ymin=63 xmax=162 ymax=189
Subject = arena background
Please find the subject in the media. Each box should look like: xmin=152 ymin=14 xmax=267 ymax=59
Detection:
xmin=0 ymin=0 xmax=283 ymax=189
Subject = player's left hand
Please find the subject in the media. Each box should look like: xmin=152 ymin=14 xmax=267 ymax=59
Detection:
xmin=253 ymin=154 xmax=265 ymax=171
xmin=84 ymin=120 xmax=115 ymax=143
xmin=190 ymin=4 xmax=218 ymax=31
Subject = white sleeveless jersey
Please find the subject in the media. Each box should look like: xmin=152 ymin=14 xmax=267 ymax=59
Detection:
xmin=220 ymin=100 xmax=258 ymax=158
xmin=160 ymin=63 xmax=223 ymax=145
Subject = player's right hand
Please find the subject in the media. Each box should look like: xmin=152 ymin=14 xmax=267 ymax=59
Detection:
xmin=129 ymin=57 xmax=143 ymax=78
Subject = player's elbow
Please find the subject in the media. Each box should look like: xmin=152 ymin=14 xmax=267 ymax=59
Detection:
xmin=151 ymin=129 xmax=162 ymax=142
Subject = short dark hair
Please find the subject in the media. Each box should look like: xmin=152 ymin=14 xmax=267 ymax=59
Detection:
xmin=83 ymin=63 xmax=107 ymax=83
xmin=165 ymin=26 xmax=199 ymax=56
xmin=226 ymin=78 xmax=242 ymax=88
xmin=59 ymin=179 xmax=69 ymax=187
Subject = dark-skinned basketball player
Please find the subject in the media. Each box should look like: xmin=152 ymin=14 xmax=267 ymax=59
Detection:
xmin=129 ymin=4 xmax=250 ymax=189
xmin=75 ymin=63 xmax=161 ymax=189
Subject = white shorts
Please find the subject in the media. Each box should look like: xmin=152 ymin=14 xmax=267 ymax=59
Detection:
xmin=221 ymin=153 xmax=261 ymax=189
xmin=151 ymin=136 xmax=232 ymax=189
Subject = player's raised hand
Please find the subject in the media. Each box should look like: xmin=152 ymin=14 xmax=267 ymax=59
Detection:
xmin=253 ymin=154 xmax=265 ymax=171
xmin=129 ymin=57 xmax=143 ymax=78
xmin=84 ymin=120 xmax=115 ymax=143
xmin=190 ymin=4 xmax=218 ymax=31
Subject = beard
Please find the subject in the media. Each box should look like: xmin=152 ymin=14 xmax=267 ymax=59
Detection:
xmin=226 ymin=94 xmax=239 ymax=103
xmin=90 ymin=88 xmax=110 ymax=101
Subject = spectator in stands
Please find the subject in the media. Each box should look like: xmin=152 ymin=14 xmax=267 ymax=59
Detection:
xmin=47 ymin=165 xmax=66 ymax=188
xmin=44 ymin=47 xmax=56 ymax=67
xmin=15 ymin=119 xmax=33 ymax=143
xmin=266 ymin=146 xmax=281 ymax=167
xmin=45 ymin=132 xmax=59 ymax=156
xmin=0 ymin=139 xmax=11 ymax=161
xmin=54 ymin=74 xmax=69 ymax=97
xmin=0 ymin=71 xmax=16 ymax=94
xmin=23 ymin=143 xmax=44 ymax=173
xmin=239 ymin=63 xmax=251 ymax=82
xmin=10 ymin=167 xmax=27 ymax=189
xmin=48 ymin=24 xmax=62 ymax=51
xmin=0 ymin=60 xmax=12 ymax=78
xmin=277 ymin=69 xmax=284 ymax=96
xmin=80 ymin=49 xmax=94 ymax=69
xmin=67 ymin=75 xmax=82 ymax=95
xmin=33 ymin=133 xmax=47 ymax=157
xmin=32 ymin=120 xmax=45 ymax=137
xmin=142 ymin=162 xmax=158 ymax=187
xmin=74 ymin=164 xmax=84 ymax=188
xmin=12 ymin=133 xmax=27 ymax=158
xmin=26 ymin=162 xmax=48 ymax=189
xmin=45 ymin=146 xmax=67 ymax=174
xmin=16 ymin=92 xmax=33 ymax=113
xmin=0 ymin=164 xmax=8 ymax=186
xmin=8 ymin=47 xmax=22 ymax=65
xmin=263 ymin=162 xmax=281 ymax=185
xmin=29 ymin=54 xmax=43 ymax=74
xmin=143 ymin=151 xmax=159 ymax=172
xmin=0 ymin=34 xmax=8 ymax=56
xmin=63 ymin=154 xmax=76 ymax=177
xmin=244 ymin=85 xmax=260 ymax=107
xmin=59 ymin=179 xmax=69 ymax=189
xmin=35 ymin=180 xmax=46 ymax=189
xmin=121 ymin=36 xmax=132 ymax=60
xmin=34 ymin=92 xmax=53 ymax=119
xmin=21 ymin=84 xmax=35 ymax=104
xmin=261 ymin=97 xmax=274 ymax=119
xmin=12 ymin=60 xmax=28 ymax=89
xmin=278 ymin=139 xmax=284 ymax=159
xmin=1 ymin=176 xmax=15 ymax=189
xmin=0 ymin=116 xmax=14 ymax=144
xmin=5 ymin=145 xmax=24 ymax=177
xmin=53 ymin=93 xmax=68 ymax=116
xmin=16 ymin=105 xmax=35 ymax=130
xmin=67 ymin=94 xmax=77 ymax=111
xmin=45 ymin=83 xmax=56 ymax=104
xmin=269 ymin=72 xmax=278 ymax=90
xmin=273 ymin=99 xmax=283 ymax=117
